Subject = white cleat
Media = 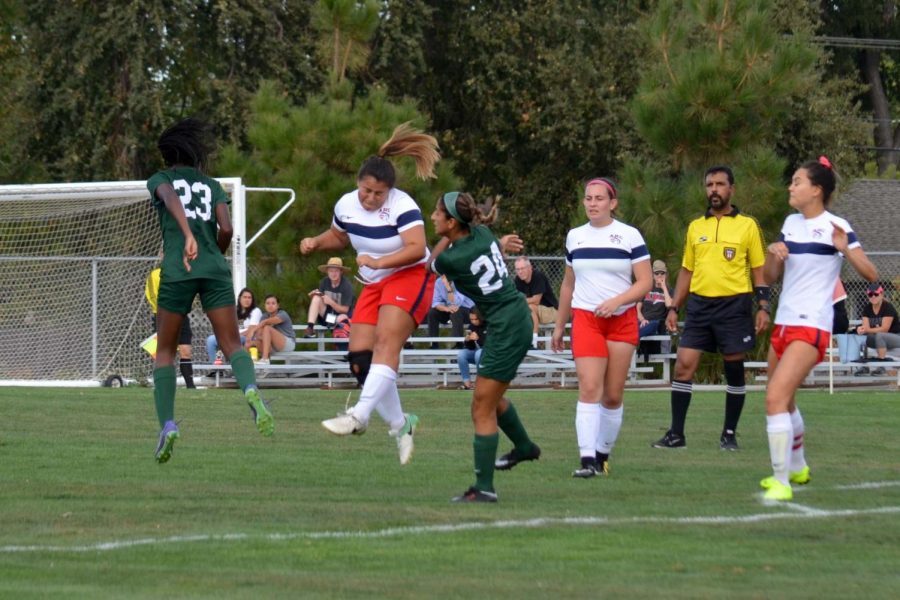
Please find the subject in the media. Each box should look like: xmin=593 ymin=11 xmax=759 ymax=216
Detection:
xmin=389 ymin=414 xmax=419 ymax=465
xmin=321 ymin=410 xmax=367 ymax=436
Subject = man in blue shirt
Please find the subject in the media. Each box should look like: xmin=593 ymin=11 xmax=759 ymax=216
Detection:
xmin=426 ymin=274 xmax=475 ymax=349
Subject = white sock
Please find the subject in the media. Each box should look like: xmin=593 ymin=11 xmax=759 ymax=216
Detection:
xmin=353 ymin=364 xmax=404 ymax=429
xmin=789 ymin=408 xmax=807 ymax=472
xmin=766 ymin=413 xmax=793 ymax=486
xmin=596 ymin=405 xmax=624 ymax=455
xmin=575 ymin=401 xmax=600 ymax=458
xmin=532 ymin=332 xmax=538 ymax=345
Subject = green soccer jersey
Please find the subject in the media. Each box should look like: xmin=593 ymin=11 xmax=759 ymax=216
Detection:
xmin=147 ymin=167 xmax=231 ymax=282
xmin=433 ymin=225 xmax=526 ymax=325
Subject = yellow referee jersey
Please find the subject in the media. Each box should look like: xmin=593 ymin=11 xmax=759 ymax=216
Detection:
xmin=145 ymin=267 xmax=161 ymax=315
xmin=681 ymin=206 xmax=765 ymax=297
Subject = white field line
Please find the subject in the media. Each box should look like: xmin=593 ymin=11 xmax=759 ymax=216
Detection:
xmin=834 ymin=481 xmax=900 ymax=490
xmin=2 ymin=505 xmax=899 ymax=554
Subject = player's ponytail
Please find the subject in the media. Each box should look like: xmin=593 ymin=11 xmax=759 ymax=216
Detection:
xmin=357 ymin=122 xmax=440 ymax=187
xmin=441 ymin=192 xmax=499 ymax=228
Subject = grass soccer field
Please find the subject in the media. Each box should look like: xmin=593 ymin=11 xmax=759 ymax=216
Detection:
xmin=1 ymin=386 xmax=898 ymax=598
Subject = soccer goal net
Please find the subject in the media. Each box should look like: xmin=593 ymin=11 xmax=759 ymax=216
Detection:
xmin=0 ymin=179 xmax=254 ymax=386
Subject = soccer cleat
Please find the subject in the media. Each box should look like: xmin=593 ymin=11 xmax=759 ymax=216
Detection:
xmin=760 ymin=466 xmax=811 ymax=489
xmin=322 ymin=409 xmax=367 ymax=436
xmin=652 ymin=430 xmax=686 ymax=449
xmin=451 ymin=486 xmax=498 ymax=503
xmin=573 ymin=464 xmax=598 ymax=478
xmin=389 ymin=413 xmax=419 ymax=465
xmin=762 ymin=479 xmax=793 ymax=501
xmin=155 ymin=420 xmax=179 ymax=464
xmin=495 ymin=443 xmax=542 ymax=470
xmin=245 ymin=386 xmax=274 ymax=437
xmin=596 ymin=458 xmax=610 ymax=476
xmin=720 ymin=430 xmax=740 ymax=451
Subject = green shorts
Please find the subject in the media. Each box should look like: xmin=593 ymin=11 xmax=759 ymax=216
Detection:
xmin=158 ymin=278 xmax=235 ymax=315
xmin=478 ymin=303 xmax=533 ymax=383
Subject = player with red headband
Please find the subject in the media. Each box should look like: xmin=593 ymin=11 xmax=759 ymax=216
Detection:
xmin=552 ymin=177 xmax=652 ymax=478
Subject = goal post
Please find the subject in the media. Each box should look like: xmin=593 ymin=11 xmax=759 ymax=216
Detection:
xmin=0 ymin=178 xmax=293 ymax=387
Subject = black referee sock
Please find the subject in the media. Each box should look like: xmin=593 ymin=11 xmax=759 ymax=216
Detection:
xmin=670 ymin=379 xmax=693 ymax=436
xmin=723 ymin=359 xmax=746 ymax=433
xmin=180 ymin=358 xmax=195 ymax=389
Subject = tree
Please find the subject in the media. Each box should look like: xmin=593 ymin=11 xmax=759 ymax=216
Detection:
xmin=820 ymin=0 xmax=900 ymax=175
xmin=7 ymin=0 xmax=322 ymax=182
xmin=216 ymin=0 xmax=459 ymax=317
xmin=623 ymin=0 xmax=867 ymax=266
xmin=369 ymin=1 xmax=647 ymax=252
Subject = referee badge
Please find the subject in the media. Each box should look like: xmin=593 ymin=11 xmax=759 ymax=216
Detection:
xmin=723 ymin=247 xmax=736 ymax=260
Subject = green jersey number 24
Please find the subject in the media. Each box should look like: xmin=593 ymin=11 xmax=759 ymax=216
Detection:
xmin=174 ymin=179 xmax=213 ymax=222
xmin=471 ymin=241 xmax=509 ymax=294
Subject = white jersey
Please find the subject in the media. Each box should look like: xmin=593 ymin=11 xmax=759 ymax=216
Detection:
xmin=332 ymin=187 xmax=428 ymax=283
xmin=239 ymin=307 xmax=263 ymax=335
xmin=565 ymin=219 xmax=650 ymax=314
xmin=775 ymin=211 xmax=860 ymax=332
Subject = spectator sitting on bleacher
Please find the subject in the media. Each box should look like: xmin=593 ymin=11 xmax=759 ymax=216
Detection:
xmin=514 ymin=256 xmax=559 ymax=348
xmin=637 ymin=259 xmax=674 ymax=338
xmin=426 ymin=274 xmax=473 ymax=349
xmin=857 ymin=282 xmax=900 ymax=362
xmin=206 ymin=287 xmax=263 ymax=363
xmin=304 ymin=257 xmax=354 ymax=338
xmin=253 ymin=294 xmax=296 ymax=365
xmin=456 ymin=307 xmax=486 ymax=390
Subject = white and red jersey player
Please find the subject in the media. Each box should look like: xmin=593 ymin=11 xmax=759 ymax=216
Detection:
xmin=332 ymin=187 xmax=429 ymax=284
xmin=774 ymin=211 xmax=859 ymax=333
xmin=564 ymin=219 xmax=650 ymax=316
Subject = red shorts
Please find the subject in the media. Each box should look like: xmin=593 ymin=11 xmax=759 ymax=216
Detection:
xmin=571 ymin=306 xmax=639 ymax=358
xmin=351 ymin=264 xmax=434 ymax=326
xmin=770 ymin=325 xmax=830 ymax=363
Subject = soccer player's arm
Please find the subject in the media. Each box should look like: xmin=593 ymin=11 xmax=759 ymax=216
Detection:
xmin=300 ymin=210 xmax=350 ymax=255
xmin=153 ymin=179 xmax=198 ymax=269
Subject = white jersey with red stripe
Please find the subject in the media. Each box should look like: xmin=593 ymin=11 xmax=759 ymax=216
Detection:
xmin=775 ymin=211 xmax=860 ymax=331
xmin=332 ymin=187 xmax=428 ymax=283
xmin=565 ymin=219 xmax=650 ymax=314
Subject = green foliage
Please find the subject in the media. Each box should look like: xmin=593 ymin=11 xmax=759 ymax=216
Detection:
xmin=313 ymin=0 xmax=380 ymax=83
xmin=369 ymin=1 xmax=647 ymax=253
xmin=216 ymin=81 xmax=460 ymax=317
xmin=3 ymin=0 xmax=322 ymax=182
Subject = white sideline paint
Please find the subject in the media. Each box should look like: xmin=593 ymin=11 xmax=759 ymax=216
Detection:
xmin=834 ymin=481 xmax=900 ymax=490
xmin=2 ymin=505 xmax=899 ymax=554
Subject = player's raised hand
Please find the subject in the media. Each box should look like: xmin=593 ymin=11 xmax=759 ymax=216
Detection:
xmin=299 ymin=237 xmax=317 ymax=255
xmin=831 ymin=222 xmax=849 ymax=252
xmin=499 ymin=233 xmax=524 ymax=255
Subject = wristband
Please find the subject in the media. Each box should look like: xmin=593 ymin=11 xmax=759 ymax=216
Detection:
xmin=754 ymin=286 xmax=771 ymax=303
xmin=757 ymin=305 xmax=770 ymax=313
xmin=667 ymin=306 xmax=679 ymax=313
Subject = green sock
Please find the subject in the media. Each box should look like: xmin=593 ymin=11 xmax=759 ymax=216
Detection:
xmin=497 ymin=401 xmax=533 ymax=455
xmin=473 ymin=433 xmax=499 ymax=492
xmin=153 ymin=365 xmax=177 ymax=428
xmin=229 ymin=349 xmax=257 ymax=393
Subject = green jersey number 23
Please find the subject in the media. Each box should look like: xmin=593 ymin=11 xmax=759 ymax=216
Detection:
xmin=470 ymin=241 xmax=509 ymax=294
xmin=174 ymin=179 xmax=213 ymax=221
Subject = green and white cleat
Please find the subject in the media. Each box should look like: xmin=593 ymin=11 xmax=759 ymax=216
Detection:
xmin=390 ymin=413 xmax=419 ymax=465
xmin=245 ymin=386 xmax=274 ymax=437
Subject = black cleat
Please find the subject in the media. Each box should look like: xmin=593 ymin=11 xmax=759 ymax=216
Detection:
xmin=451 ymin=486 xmax=498 ymax=503
xmin=720 ymin=430 xmax=739 ymax=451
xmin=652 ymin=430 xmax=686 ymax=449
xmin=494 ymin=443 xmax=542 ymax=471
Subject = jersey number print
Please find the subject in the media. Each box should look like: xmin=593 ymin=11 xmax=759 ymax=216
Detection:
xmin=174 ymin=179 xmax=213 ymax=221
xmin=470 ymin=242 xmax=508 ymax=294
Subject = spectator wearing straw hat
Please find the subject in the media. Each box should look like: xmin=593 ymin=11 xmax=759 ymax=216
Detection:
xmin=304 ymin=257 xmax=355 ymax=338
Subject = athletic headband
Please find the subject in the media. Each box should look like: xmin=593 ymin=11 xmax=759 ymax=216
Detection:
xmin=585 ymin=177 xmax=617 ymax=199
xmin=443 ymin=191 xmax=467 ymax=223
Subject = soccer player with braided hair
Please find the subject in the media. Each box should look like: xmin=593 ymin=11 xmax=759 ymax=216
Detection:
xmin=148 ymin=118 xmax=273 ymax=464
xmin=429 ymin=192 xmax=541 ymax=503
xmin=299 ymin=122 xmax=440 ymax=465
